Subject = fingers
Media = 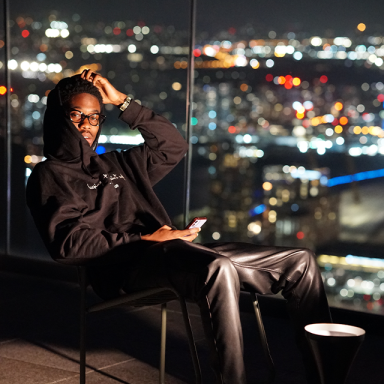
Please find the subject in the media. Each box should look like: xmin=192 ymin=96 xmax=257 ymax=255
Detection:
xmin=183 ymin=232 xmax=199 ymax=242
xmin=177 ymin=227 xmax=200 ymax=240
xmin=81 ymin=69 xmax=101 ymax=84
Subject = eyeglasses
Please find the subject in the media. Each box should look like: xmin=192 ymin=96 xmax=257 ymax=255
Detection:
xmin=67 ymin=109 xmax=106 ymax=126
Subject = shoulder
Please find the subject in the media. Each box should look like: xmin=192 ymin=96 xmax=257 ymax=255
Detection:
xmin=29 ymin=160 xmax=61 ymax=182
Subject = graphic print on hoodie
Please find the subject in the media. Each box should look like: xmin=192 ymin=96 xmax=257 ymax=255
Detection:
xmin=26 ymin=81 xmax=188 ymax=262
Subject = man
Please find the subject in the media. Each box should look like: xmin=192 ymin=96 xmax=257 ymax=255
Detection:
xmin=27 ymin=69 xmax=331 ymax=383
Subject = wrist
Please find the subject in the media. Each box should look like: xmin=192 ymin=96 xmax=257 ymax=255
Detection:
xmin=114 ymin=92 xmax=128 ymax=106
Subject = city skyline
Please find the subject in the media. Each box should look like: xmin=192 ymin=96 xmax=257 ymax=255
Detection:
xmin=1 ymin=9 xmax=384 ymax=315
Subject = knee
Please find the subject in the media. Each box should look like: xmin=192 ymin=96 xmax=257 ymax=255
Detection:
xmin=205 ymin=256 xmax=239 ymax=287
xmin=296 ymin=248 xmax=319 ymax=274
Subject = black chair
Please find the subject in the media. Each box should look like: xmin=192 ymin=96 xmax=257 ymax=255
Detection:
xmin=77 ymin=265 xmax=202 ymax=384
xmin=250 ymin=292 xmax=275 ymax=383
xmin=67 ymin=263 xmax=274 ymax=384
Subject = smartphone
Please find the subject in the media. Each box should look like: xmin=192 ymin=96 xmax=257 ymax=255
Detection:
xmin=185 ymin=217 xmax=207 ymax=229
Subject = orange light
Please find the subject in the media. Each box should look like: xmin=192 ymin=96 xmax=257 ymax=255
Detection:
xmin=240 ymin=83 xmax=248 ymax=92
xmin=24 ymin=155 xmax=32 ymax=164
xmin=228 ymin=126 xmax=236 ymax=134
xmin=357 ymin=23 xmax=366 ymax=32
xmin=40 ymin=44 xmax=47 ymax=52
xmin=278 ymin=76 xmax=286 ymax=85
xmin=334 ymin=102 xmax=343 ymax=111
xmin=292 ymin=77 xmax=301 ymax=86
xmin=353 ymin=126 xmax=362 ymax=134
xmin=296 ymin=231 xmax=305 ymax=240
xmin=296 ymin=112 xmax=305 ymax=119
xmin=262 ymin=182 xmax=273 ymax=191
xmin=339 ymin=116 xmax=348 ymax=125
xmin=334 ymin=125 xmax=343 ymax=134
xmin=174 ymin=61 xmax=181 ymax=69
xmin=362 ymin=126 xmax=369 ymax=135
xmin=0 ymin=86 xmax=6 ymax=95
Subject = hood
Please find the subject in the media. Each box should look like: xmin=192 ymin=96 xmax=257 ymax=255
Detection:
xmin=43 ymin=79 xmax=104 ymax=178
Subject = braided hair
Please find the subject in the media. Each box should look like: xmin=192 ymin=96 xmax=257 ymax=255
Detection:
xmin=58 ymin=74 xmax=103 ymax=108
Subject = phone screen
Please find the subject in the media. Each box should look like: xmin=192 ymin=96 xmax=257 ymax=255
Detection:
xmin=186 ymin=217 xmax=207 ymax=229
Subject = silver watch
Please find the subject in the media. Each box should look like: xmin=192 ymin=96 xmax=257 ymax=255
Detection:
xmin=119 ymin=95 xmax=132 ymax=111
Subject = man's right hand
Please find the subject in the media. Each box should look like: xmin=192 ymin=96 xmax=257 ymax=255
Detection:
xmin=141 ymin=225 xmax=200 ymax=242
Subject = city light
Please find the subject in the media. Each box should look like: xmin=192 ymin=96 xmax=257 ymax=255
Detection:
xmin=4 ymin=10 xmax=384 ymax=317
xmin=357 ymin=23 xmax=366 ymax=32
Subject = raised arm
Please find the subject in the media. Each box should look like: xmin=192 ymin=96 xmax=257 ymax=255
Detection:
xmin=82 ymin=69 xmax=188 ymax=185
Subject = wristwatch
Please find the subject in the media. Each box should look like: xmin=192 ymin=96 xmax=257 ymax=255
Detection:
xmin=119 ymin=95 xmax=132 ymax=112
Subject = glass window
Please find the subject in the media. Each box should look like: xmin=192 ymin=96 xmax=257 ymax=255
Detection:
xmin=2 ymin=1 xmax=384 ymax=314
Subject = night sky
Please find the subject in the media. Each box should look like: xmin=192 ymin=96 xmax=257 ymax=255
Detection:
xmin=10 ymin=0 xmax=384 ymax=35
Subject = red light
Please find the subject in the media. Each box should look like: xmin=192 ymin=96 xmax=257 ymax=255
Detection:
xmin=113 ymin=27 xmax=121 ymax=35
xmin=378 ymin=94 xmax=384 ymax=102
xmin=228 ymin=126 xmax=236 ymax=134
xmin=332 ymin=118 xmax=339 ymax=126
xmin=302 ymin=119 xmax=310 ymax=128
xmin=296 ymin=231 xmax=304 ymax=240
xmin=285 ymin=82 xmax=293 ymax=89
xmin=228 ymin=27 xmax=236 ymax=35
xmin=0 ymin=86 xmax=7 ymax=95
xmin=285 ymin=75 xmax=293 ymax=81
xmin=363 ymin=295 xmax=371 ymax=302
xmin=265 ymin=74 xmax=273 ymax=82
xmin=138 ymin=21 xmax=146 ymax=27
xmin=193 ymin=49 xmax=201 ymax=57
xmin=320 ymin=75 xmax=328 ymax=83
xmin=126 ymin=29 xmax=134 ymax=36
xmin=21 ymin=30 xmax=29 ymax=38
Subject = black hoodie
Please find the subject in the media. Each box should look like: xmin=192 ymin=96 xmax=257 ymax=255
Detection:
xmin=26 ymin=83 xmax=188 ymax=262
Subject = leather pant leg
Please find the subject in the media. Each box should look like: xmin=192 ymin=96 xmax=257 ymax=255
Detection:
xmin=204 ymin=242 xmax=332 ymax=383
xmin=111 ymin=240 xmax=331 ymax=384
xmin=122 ymin=240 xmax=247 ymax=384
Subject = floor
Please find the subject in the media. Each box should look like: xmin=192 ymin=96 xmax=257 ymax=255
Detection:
xmin=0 ymin=269 xmax=381 ymax=384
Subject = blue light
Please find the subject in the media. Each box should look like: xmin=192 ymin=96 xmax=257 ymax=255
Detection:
xmin=96 ymin=146 xmax=106 ymax=155
xmin=209 ymin=122 xmax=217 ymax=130
xmin=291 ymin=204 xmax=299 ymax=212
xmin=208 ymin=166 xmax=216 ymax=175
xmin=208 ymin=110 xmax=217 ymax=118
xmin=249 ymin=204 xmax=266 ymax=216
xmin=328 ymin=168 xmax=384 ymax=187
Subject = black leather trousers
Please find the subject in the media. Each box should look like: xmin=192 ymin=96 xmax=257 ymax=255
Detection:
xmin=93 ymin=240 xmax=332 ymax=383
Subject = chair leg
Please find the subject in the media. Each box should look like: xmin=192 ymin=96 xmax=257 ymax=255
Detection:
xmin=179 ymin=298 xmax=202 ymax=384
xmin=250 ymin=292 xmax=275 ymax=384
xmin=159 ymin=303 xmax=167 ymax=384
xmin=79 ymin=267 xmax=87 ymax=384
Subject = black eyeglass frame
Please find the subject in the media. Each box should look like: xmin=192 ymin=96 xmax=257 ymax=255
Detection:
xmin=67 ymin=109 xmax=106 ymax=126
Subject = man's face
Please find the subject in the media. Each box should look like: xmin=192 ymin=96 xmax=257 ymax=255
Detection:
xmin=68 ymin=93 xmax=101 ymax=146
